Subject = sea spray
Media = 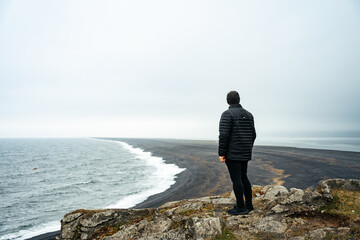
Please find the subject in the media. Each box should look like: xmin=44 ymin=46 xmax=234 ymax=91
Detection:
xmin=93 ymin=139 xmax=186 ymax=208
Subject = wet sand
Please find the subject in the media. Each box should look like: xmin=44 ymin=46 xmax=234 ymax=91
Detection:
xmin=29 ymin=138 xmax=360 ymax=239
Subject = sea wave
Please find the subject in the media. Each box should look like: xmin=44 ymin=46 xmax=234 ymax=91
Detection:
xmin=0 ymin=221 xmax=59 ymax=240
xmin=92 ymin=139 xmax=186 ymax=208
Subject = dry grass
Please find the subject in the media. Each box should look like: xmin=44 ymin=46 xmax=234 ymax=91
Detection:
xmin=252 ymin=186 xmax=264 ymax=197
xmin=221 ymin=192 xmax=232 ymax=198
xmin=179 ymin=209 xmax=199 ymax=217
xmin=320 ymin=188 xmax=360 ymax=221
xmin=213 ymin=227 xmax=237 ymax=240
xmin=91 ymin=225 xmax=121 ymax=239
xmin=201 ymin=203 xmax=215 ymax=211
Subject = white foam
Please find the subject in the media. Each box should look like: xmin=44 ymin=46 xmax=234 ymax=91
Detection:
xmin=0 ymin=221 xmax=59 ymax=240
xmin=89 ymin=138 xmax=186 ymax=208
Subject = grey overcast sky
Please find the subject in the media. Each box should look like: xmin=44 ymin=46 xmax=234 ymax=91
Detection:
xmin=0 ymin=0 xmax=359 ymax=139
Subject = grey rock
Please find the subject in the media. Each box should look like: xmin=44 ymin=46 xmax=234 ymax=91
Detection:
xmin=164 ymin=201 xmax=203 ymax=217
xmin=104 ymin=224 xmax=138 ymax=240
xmin=60 ymin=209 xmax=154 ymax=240
xmin=112 ymin=216 xmax=172 ymax=239
xmin=308 ymin=229 xmax=326 ymax=239
xmin=319 ymin=179 xmax=346 ymax=193
xmin=337 ymin=227 xmax=350 ymax=231
xmin=288 ymin=236 xmax=305 ymax=240
xmin=289 ymin=188 xmax=304 ymax=202
xmin=342 ymin=179 xmax=360 ymax=191
xmin=159 ymin=200 xmax=181 ymax=209
xmin=192 ymin=217 xmax=222 ymax=239
xmin=303 ymin=187 xmax=324 ymax=204
xmin=255 ymin=216 xmax=287 ymax=233
xmin=62 ymin=212 xmax=84 ymax=224
xmin=278 ymin=188 xmax=304 ymax=205
xmin=181 ymin=202 xmax=204 ymax=211
xmin=226 ymin=215 xmax=250 ymax=228
xmin=293 ymin=218 xmax=306 ymax=225
xmin=196 ymin=196 xmax=212 ymax=203
xmin=316 ymin=179 xmax=360 ymax=202
xmin=317 ymin=178 xmax=354 ymax=200
xmin=80 ymin=210 xmax=116 ymax=228
xmin=271 ymin=204 xmax=288 ymax=214
xmin=263 ymin=185 xmax=288 ymax=200
xmin=211 ymin=197 xmax=234 ymax=205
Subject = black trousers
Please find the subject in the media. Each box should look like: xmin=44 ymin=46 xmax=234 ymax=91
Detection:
xmin=225 ymin=159 xmax=252 ymax=208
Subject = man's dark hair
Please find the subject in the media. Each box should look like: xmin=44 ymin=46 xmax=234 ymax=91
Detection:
xmin=227 ymin=91 xmax=240 ymax=105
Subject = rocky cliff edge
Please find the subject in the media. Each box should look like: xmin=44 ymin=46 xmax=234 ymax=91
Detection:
xmin=59 ymin=179 xmax=360 ymax=240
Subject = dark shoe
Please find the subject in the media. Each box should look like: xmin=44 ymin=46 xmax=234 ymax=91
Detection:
xmin=226 ymin=206 xmax=238 ymax=214
xmin=227 ymin=206 xmax=249 ymax=215
xmin=246 ymin=205 xmax=254 ymax=212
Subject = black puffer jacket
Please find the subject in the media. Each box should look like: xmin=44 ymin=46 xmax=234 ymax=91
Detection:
xmin=218 ymin=104 xmax=256 ymax=161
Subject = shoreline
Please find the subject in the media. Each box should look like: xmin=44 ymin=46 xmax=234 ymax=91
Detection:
xmin=123 ymin=139 xmax=360 ymax=209
xmin=26 ymin=138 xmax=360 ymax=240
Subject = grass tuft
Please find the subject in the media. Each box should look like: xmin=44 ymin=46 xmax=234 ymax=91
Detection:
xmin=213 ymin=227 xmax=236 ymax=240
xmin=179 ymin=209 xmax=198 ymax=217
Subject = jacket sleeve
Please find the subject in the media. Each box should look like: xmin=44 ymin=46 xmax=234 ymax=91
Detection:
xmin=218 ymin=111 xmax=232 ymax=156
xmin=252 ymin=118 xmax=257 ymax=145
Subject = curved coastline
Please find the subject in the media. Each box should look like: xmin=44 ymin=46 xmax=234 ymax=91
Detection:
xmin=25 ymin=138 xmax=360 ymax=240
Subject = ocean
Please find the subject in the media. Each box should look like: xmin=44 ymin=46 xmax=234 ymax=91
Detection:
xmin=0 ymin=138 xmax=185 ymax=240
xmin=256 ymin=137 xmax=360 ymax=152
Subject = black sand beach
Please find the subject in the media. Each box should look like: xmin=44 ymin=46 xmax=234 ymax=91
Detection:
xmin=28 ymin=138 xmax=360 ymax=240
xmin=112 ymin=138 xmax=360 ymax=209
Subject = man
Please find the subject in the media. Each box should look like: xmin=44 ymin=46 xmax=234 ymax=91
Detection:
xmin=218 ymin=91 xmax=256 ymax=215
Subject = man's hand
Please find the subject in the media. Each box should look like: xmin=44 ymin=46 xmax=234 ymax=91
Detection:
xmin=219 ymin=156 xmax=226 ymax=163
